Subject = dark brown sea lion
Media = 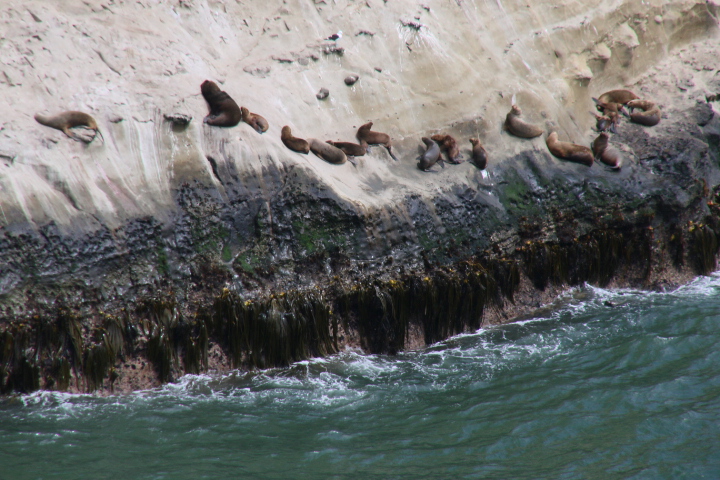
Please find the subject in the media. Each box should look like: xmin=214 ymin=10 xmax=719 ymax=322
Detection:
xmin=546 ymin=132 xmax=593 ymax=167
xmin=596 ymin=89 xmax=638 ymax=106
xmin=308 ymin=138 xmax=347 ymax=164
xmin=201 ymin=80 xmax=241 ymax=127
xmin=469 ymin=138 xmax=488 ymax=170
xmin=417 ymin=137 xmax=443 ymax=172
xmin=281 ymin=126 xmax=310 ymax=154
xmin=241 ymin=107 xmax=269 ymax=134
xmin=430 ymin=134 xmax=462 ymax=164
xmin=591 ymin=112 xmax=618 ymax=133
xmin=356 ymin=122 xmax=398 ymax=161
xmin=625 ymin=99 xmax=661 ymax=126
xmin=34 ymin=111 xmax=103 ymax=143
xmin=591 ymin=132 xmax=622 ymax=170
xmin=326 ymin=140 xmax=366 ymax=157
xmin=504 ymin=104 xmax=543 ymax=138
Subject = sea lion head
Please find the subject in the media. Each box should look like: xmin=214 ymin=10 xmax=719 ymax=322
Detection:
xmin=510 ymin=104 xmax=522 ymax=116
xmin=201 ymin=80 xmax=220 ymax=96
xmin=469 ymin=138 xmax=479 ymax=146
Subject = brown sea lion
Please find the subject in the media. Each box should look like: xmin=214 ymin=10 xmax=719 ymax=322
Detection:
xmin=591 ymin=112 xmax=619 ymax=133
xmin=34 ymin=111 xmax=103 ymax=143
xmin=417 ymin=137 xmax=444 ymax=172
xmin=504 ymin=105 xmax=543 ymax=138
xmin=546 ymin=132 xmax=594 ymax=167
xmin=430 ymin=134 xmax=462 ymax=164
xmin=326 ymin=140 xmax=366 ymax=157
xmin=625 ymin=99 xmax=661 ymax=126
xmin=596 ymin=89 xmax=638 ymax=106
xmin=592 ymin=132 xmax=622 ymax=170
xmin=356 ymin=122 xmax=398 ymax=161
xmin=469 ymin=138 xmax=488 ymax=170
xmin=201 ymin=80 xmax=241 ymax=127
xmin=241 ymin=107 xmax=269 ymax=134
xmin=281 ymin=126 xmax=310 ymax=154
xmin=308 ymin=138 xmax=347 ymax=164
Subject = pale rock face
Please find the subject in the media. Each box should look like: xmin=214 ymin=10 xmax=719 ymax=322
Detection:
xmin=0 ymin=0 xmax=718 ymax=233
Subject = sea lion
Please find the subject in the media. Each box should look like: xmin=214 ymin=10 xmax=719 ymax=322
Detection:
xmin=326 ymin=140 xmax=366 ymax=157
xmin=592 ymin=98 xmax=628 ymax=118
xmin=308 ymin=138 xmax=347 ymax=164
xmin=504 ymin=104 xmax=543 ymax=138
xmin=356 ymin=122 xmax=399 ymax=161
xmin=591 ymin=112 xmax=618 ymax=133
xmin=201 ymin=80 xmax=241 ymax=127
xmin=241 ymin=107 xmax=269 ymax=134
xmin=469 ymin=138 xmax=488 ymax=170
xmin=417 ymin=137 xmax=444 ymax=171
xmin=625 ymin=99 xmax=661 ymax=126
xmin=281 ymin=126 xmax=310 ymax=154
xmin=34 ymin=111 xmax=103 ymax=143
xmin=430 ymin=134 xmax=462 ymax=164
xmin=546 ymin=132 xmax=594 ymax=167
xmin=596 ymin=89 xmax=639 ymax=106
xmin=592 ymin=132 xmax=623 ymax=170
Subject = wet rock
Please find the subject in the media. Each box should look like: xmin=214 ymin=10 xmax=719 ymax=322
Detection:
xmin=344 ymin=74 xmax=359 ymax=86
xmin=694 ymin=102 xmax=714 ymax=127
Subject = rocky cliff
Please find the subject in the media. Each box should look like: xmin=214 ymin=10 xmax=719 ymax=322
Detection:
xmin=1 ymin=0 xmax=719 ymax=394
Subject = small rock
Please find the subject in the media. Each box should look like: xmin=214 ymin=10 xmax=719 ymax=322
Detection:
xmin=272 ymin=55 xmax=294 ymax=63
xmin=164 ymin=113 xmax=192 ymax=126
xmin=322 ymin=45 xmax=344 ymax=56
xmin=654 ymin=15 xmax=662 ymax=24
xmin=298 ymin=57 xmax=309 ymax=66
xmin=676 ymin=78 xmax=695 ymax=91
xmin=374 ymin=67 xmax=382 ymax=73
xmin=0 ymin=150 xmax=16 ymax=165
xmin=694 ymin=102 xmax=714 ymax=127
xmin=316 ymin=87 xmax=329 ymax=100
xmin=344 ymin=74 xmax=359 ymax=86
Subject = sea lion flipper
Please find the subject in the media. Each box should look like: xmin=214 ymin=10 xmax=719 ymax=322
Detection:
xmin=387 ymin=146 xmax=399 ymax=161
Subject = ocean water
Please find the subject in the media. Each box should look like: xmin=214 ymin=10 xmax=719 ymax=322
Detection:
xmin=3 ymin=274 xmax=720 ymax=480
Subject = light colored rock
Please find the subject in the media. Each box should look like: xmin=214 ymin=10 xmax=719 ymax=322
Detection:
xmin=0 ymin=0 xmax=718 ymax=234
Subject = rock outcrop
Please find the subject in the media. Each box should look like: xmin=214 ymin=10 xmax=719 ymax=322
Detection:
xmin=1 ymin=0 xmax=720 ymax=394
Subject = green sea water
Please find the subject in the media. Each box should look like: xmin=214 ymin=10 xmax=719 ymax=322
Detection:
xmin=3 ymin=274 xmax=720 ymax=479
